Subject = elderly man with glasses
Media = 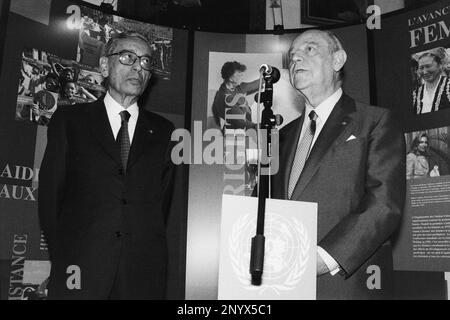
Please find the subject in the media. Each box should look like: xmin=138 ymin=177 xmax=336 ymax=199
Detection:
xmin=39 ymin=31 xmax=175 ymax=299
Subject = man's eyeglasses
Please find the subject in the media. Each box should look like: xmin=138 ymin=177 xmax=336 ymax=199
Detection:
xmin=106 ymin=50 xmax=155 ymax=71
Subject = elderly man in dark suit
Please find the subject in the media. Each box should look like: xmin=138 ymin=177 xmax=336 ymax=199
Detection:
xmin=38 ymin=31 xmax=174 ymax=299
xmin=272 ymin=29 xmax=405 ymax=299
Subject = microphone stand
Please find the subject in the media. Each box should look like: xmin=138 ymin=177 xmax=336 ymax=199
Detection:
xmin=250 ymin=69 xmax=282 ymax=285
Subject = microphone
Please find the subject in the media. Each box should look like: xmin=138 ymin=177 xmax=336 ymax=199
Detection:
xmin=259 ymin=64 xmax=280 ymax=83
xmin=259 ymin=64 xmax=273 ymax=74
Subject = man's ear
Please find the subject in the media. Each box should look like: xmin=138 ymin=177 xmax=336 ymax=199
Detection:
xmin=99 ymin=57 xmax=109 ymax=77
xmin=333 ymin=50 xmax=347 ymax=72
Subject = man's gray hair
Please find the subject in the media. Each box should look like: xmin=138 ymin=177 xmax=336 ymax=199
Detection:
xmin=103 ymin=31 xmax=150 ymax=56
xmin=321 ymin=30 xmax=345 ymax=82
xmin=323 ymin=30 xmax=344 ymax=53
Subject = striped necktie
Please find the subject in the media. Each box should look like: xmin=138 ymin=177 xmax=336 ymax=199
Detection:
xmin=117 ymin=110 xmax=131 ymax=172
xmin=288 ymin=110 xmax=318 ymax=199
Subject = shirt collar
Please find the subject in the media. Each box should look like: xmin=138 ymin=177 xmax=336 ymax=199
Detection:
xmin=306 ymin=87 xmax=343 ymax=123
xmin=103 ymin=91 xmax=139 ymax=120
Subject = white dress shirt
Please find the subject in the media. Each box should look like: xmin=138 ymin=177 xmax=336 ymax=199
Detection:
xmin=104 ymin=92 xmax=139 ymax=144
xmin=299 ymin=87 xmax=343 ymax=149
xmin=299 ymin=88 xmax=343 ymax=276
xmin=421 ymin=82 xmax=439 ymax=114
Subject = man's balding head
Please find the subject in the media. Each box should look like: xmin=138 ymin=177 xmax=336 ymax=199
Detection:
xmin=288 ymin=29 xmax=347 ymax=106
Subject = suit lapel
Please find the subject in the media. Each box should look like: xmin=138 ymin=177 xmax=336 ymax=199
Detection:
xmin=290 ymin=94 xmax=356 ymax=199
xmin=87 ymin=100 xmax=122 ymax=167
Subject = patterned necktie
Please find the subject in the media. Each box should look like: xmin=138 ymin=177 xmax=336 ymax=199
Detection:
xmin=288 ymin=110 xmax=318 ymax=199
xmin=117 ymin=110 xmax=131 ymax=172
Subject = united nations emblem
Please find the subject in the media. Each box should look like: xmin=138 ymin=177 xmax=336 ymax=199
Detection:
xmin=228 ymin=212 xmax=310 ymax=295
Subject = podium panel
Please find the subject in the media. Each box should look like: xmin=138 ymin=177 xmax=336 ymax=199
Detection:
xmin=218 ymin=195 xmax=317 ymax=299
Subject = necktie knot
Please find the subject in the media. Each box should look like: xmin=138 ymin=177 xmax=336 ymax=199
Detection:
xmin=120 ymin=110 xmax=131 ymax=123
xmin=308 ymin=110 xmax=318 ymax=122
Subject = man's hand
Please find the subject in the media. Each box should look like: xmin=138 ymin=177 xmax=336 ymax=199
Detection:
xmin=317 ymin=250 xmax=330 ymax=276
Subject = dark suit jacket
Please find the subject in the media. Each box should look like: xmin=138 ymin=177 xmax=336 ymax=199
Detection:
xmin=38 ymin=99 xmax=174 ymax=299
xmin=272 ymin=94 xmax=405 ymax=299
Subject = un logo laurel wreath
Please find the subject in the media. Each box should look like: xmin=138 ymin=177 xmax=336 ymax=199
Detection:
xmin=228 ymin=213 xmax=310 ymax=295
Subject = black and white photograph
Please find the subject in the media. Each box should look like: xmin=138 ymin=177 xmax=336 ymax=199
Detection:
xmin=405 ymin=127 xmax=450 ymax=180
xmin=207 ymin=52 xmax=300 ymax=131
xmin=3 ymin=0 xmax=450 ymax=304
xmin=411 ymin=47 xmax=450 ymax=115
xmin=15 ymin=48 xmax=104 ymax=126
